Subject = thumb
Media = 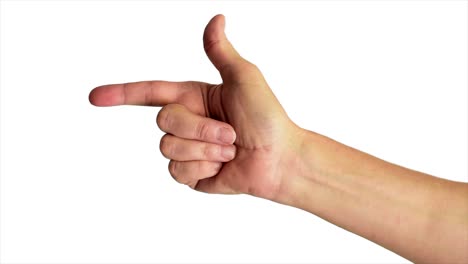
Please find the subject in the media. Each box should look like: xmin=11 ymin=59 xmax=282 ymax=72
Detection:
xmin=203 ymin=14 xmax=246 ymax=79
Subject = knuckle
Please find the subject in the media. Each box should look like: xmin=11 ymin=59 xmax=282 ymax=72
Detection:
xmin=156 ymin=105 xmax=176 ymax=131
xmin=202 ymin=143 xmax=218 ymax=159
xmin=156 ymin=108 xmax=168 ymax=130
xmin=168 ymin=160 xmax=177 ymax=176
xmin=245 ymin=61 xmax=259 ymax=71
xmin=168 ymin=161 xmax=189 ymax=185
xmin=159 ymin=135 xmax=174 ymax=158
xmin=223 ymin=60 xmax=261 ymax=83
xmin=243 ymin=61 xmax=261 ymax=76
xmin=195 ymin=121 xmax=211 ymax=141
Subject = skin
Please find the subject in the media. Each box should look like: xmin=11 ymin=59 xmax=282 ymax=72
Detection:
xmin=89 ymin=15 xmax=468 ymax=263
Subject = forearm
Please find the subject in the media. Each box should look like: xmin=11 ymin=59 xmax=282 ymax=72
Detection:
xmin=276 ymin=129 xmax=468 ymax=263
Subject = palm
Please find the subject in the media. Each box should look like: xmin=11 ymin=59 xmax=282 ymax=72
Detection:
xmin=186 ymin=75 xmax=293 ymax=198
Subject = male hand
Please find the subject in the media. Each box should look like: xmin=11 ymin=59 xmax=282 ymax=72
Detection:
xmin=89 ymin=15 xmax=468 ymax=264
xmin=89 ymin=15 xmax=304 ymax=200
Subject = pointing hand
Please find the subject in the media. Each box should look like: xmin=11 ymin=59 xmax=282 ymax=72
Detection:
xmin=89 ymin=15 xmax=304 ymax=199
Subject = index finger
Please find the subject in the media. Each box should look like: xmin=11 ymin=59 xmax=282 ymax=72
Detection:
xmin=88 ymin=81 xmax=202 ymax=107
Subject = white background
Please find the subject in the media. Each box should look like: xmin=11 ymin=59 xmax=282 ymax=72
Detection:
xmin=1 ymin=1 xmax=467 ymax=263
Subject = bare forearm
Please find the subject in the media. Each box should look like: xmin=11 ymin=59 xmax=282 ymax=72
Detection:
xmin=277 ymin=129 xmax=468 ymax=263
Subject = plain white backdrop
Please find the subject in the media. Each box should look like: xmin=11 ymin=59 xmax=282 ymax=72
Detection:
xmin=1 ymin=0 xmax=467 ymax=263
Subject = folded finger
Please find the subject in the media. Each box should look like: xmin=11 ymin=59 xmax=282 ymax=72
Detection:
xmin=157 ymin=104 xmax=236 ymax=145
xmin=160 ymin=134 xmax=236 ymax=162
xmin=168 ymin=160 xmax=222 ymax=186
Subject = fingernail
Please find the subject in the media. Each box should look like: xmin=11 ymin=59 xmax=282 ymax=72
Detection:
xmin=221 ymin=146 xmax=236 ymax=160
xmin=217 ymin=127 xmax=234 ymax=144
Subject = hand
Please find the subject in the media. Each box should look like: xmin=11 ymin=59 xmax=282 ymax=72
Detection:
xmin=89 ymin=15 xmax=468 ymax=263
xmin=89 ymin=15 xmax=304 ymax=200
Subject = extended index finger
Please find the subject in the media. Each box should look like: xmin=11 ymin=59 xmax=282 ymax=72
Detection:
xmin=89 ymin=81 xmax=202 ymax=107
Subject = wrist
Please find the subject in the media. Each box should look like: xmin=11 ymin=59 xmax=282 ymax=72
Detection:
xmin=274 ymin=128 xmax=348 ymax=213
xmin=273 ymin=127 xmax=322 ymax=208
